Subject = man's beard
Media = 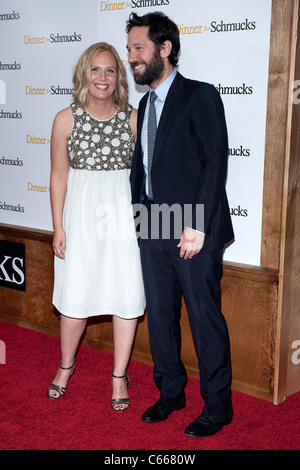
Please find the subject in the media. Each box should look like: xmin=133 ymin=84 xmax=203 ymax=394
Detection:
xmin=131 ymin=48 xmax=164 ymax=86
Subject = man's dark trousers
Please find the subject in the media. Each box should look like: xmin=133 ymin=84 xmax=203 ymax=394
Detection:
xmin=140 ymin=233 xmax=232 ymax=416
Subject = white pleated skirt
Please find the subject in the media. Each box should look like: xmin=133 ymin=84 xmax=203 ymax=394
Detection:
xmin=52 ymin=168 xmax=145 ymax=319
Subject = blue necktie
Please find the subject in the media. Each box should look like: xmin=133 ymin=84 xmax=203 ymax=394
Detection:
xmin=147 ymin=91 xmax=157 ymax=200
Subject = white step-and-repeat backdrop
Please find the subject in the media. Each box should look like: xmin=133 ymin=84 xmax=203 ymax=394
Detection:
xmin=0 ymin=0 xmax=272 ymax=266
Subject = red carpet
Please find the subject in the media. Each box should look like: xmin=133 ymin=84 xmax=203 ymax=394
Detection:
xmin=0 ymin=320 xmax=299 ymax=451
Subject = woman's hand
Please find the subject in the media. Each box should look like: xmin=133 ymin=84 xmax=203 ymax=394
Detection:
xmin=53 ymin=228 xmax=66 ymax=259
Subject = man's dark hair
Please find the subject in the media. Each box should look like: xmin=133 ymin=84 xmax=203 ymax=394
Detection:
xmin=126 ymin=12 xmax=180 ymax=68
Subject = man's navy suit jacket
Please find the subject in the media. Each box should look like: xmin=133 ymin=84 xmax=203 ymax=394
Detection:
xmin=130 ymin=72 xmax=234 ymax=254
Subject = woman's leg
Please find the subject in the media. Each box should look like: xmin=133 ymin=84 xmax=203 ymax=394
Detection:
xmin=111 ymin=315 xmax=138 ymax=410
xmin=48 ymin=314 xmax=87 ymax=398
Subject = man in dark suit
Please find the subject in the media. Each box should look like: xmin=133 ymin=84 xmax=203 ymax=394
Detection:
xmin=126 ymin=11 xmax=234 ymax=438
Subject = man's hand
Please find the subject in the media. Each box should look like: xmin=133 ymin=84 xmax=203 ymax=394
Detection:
xmin=177 ymin=227 xmax=205 ymax=260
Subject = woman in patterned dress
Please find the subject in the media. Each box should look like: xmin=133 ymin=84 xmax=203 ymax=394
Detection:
xmin=47 ymin=43 xmax=145 ymax=412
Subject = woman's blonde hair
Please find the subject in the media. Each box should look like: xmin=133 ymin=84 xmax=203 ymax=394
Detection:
xmin=72 ymin=42 xmax=128 ymax=111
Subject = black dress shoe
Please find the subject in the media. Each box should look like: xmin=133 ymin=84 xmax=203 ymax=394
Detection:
xmin=184 ymin=408 xmax=233 ymax=438
xmin=142 ymin=393 xmax=186 ymax=423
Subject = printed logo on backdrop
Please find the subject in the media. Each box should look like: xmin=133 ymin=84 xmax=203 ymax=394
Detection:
xmin=0 ymin=109 xmax=22 ymax=119
xmin=26 ymin=134 xmax=50 ymax=145
xmin=0 ymin=10 xmax=20 ymax=21
xmin=0 ymin=61 xmax=21 ymax=71
xmin=131 ymin=0 xmax=170 ymax=7
xmin=178 ymin=19 xmax=256 ymax=36
xmin=99 ymin=0 xmax=170 ymax=12
xmin=0 ymin=202 xmax=25 ymax=214
xmin=0 ymin=156 xmax=24 ymax=167
xmin=100 ymin=1 xmax=128 ymax=10
xmin=25 ymin=85 xmax=74 ymax=96
xmin=24 ymin=32 xmax=82 ymax=45
xmin=178 ymin=23 xmax=211 ymax=35
xmin=228 ymin=146 xmax=250 ymax=158
xmin=0 ymin=240 xmax=26 ymax=292
xmin=211 ymin=18 xmax=256 ymax=33
xmin=215 ymin=83 xmax=253 ymax=95
xmin=27 ymin=182 xmax=49 ymax=193
xmin=230 ymin=206 xmax=248 ymax=217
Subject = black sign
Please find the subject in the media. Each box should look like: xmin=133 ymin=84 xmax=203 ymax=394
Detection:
xmin=0 ymin=239 xmax=26 ymax=291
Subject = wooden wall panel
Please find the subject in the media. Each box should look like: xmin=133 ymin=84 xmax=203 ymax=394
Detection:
xmin=0 ymin=227 xmax=54 ymax=331
xmin=221 ymin=263 xmax=278 ymax=401
xmin=277 ymin=0 xmax=300 ymax=400
xmin=261 ymin=0 xmax=294 ymax=269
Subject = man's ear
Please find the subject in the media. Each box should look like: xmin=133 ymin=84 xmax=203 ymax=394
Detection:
xmin=160 ymin=40 xmax=172 ymax=59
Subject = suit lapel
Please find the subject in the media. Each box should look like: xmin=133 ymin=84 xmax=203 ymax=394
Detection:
xmin=153 ymin=73 xmax=185 ymax=165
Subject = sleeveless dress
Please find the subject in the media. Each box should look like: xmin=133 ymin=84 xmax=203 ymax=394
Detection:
xmin=52 ymin=103 xmax=145 ymax=319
